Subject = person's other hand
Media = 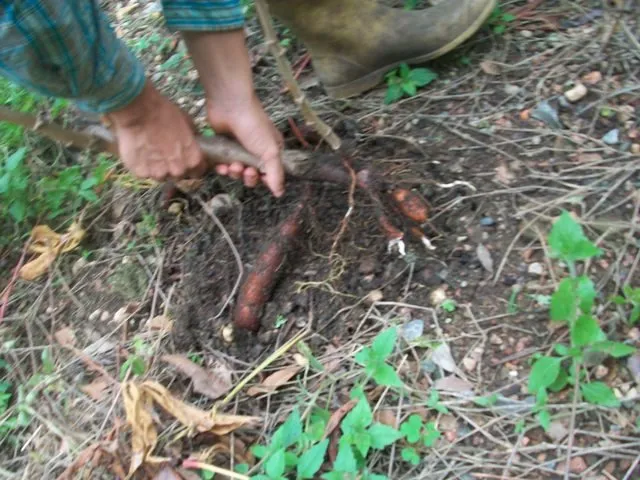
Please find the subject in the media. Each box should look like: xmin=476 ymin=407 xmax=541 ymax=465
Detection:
xmin=207 ymin=94 xmax=285 ymax=197
xmin=107 ymin=82 xmax=206 ymax=181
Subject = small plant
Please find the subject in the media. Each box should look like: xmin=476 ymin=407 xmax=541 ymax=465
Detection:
xmin=440 ymin=298 xmax=457 ymax=313
xmin=487 ymin=7 xmax=516 ymax=35
xmin=355 ymin=327 xmax=403 ymax=387
xmin=612 ymin=286 xmax=640 ymax=325
xmin=527 ymin=212 xmax=636 ymax=431
xmin=384 ymin=63 xmax=437 ymax=104
xmin=399 ymin=414 xmax=441 ymax=465
xmin=120 ymin=338 xmax=151 ymax=380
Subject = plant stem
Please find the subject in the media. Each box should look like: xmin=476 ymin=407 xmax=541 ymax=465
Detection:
xmin=253 ymin=0 xmax=342 ymax=150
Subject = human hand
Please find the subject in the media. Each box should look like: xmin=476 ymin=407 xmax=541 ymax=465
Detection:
xmin=207 ymin=94 xmax=285 ymax=197
xmin=107 ymin=82 xmax=206 ymax=181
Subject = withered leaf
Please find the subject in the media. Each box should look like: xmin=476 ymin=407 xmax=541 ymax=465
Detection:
xmin=476 ymin=244 xmax=494 ymax=273
xmin=54 ymin=326 xmax=76 ymax=347
xmin=323 ymin=399 xmax=357 ymax=439
xmin=80 ymin=377 xmax=111 ymax=401
xmin=246 ymin=365 xmax=302 ymax=397
xmin=162 ymin=354 xmax=232 ymax=400
xmin=480 ymin=60 xmax=501 ymax=76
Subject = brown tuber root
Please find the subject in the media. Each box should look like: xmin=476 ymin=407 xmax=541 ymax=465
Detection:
xmin=233 ymin=200 xmax=307 ymax=332
xmin=390 ymin=188 xmax=430 ymax=224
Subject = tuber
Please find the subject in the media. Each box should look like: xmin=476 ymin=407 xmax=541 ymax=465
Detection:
xmin=390 ymin=188 xmax=430 ymax=224
xmin=233 ymin=201 xmax=306 ymax=331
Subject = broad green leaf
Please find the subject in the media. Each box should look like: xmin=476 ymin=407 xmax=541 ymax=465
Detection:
xmin=493 ymin=24 xmax=506 ymax=34
xmin=576 ymin=276 xmax=596 ymax=313
xmin=297 ymin=439 xmax=329 ymax=479
xmin=631 ymin=305 xmax=640 ymax=325
xmin=353 ymin=431 xmax=372 ymax=458
xmin=354 ymin=347 xmax=371 ymax=367
xmin=341 ymin=396 xmax=373 ymax=434
xmin=590 ymin=341 xmax=636 ymax=358
xmin=401 ymin=82 xmax=417 ymax=97
xmin=129 ymin=357 xmax=146 ymax=376
xmin=265 ymin=449 xmax=286 ymax=479
xmin=371 ymin=327 xmax=397 ymax=360
xmin=200 ymin=469 xmax=215 ymax=480
xmin=234 ymin=464 xmax=249 ymax=474
xmin=6 ymin=147 xmax=26 ymax=171
xmin=501 ymin=12 xmax=517 ymax=22
xmin=537 ymin=409 xmax=551 ymax=431
xmin=400 ymin=414 xmax=423 ymax=443
xmin=422 ymin=422 xmax=440 ymax=447
xmin=554 ymin=344 xmax=569 ymax=356
xmin=372 ymin=363 xmax=403 ymax=387
xmin=401 ymin=447 xmax=421 ymax=465
xmin=611 ymin=295 xmax=626 ymax=305
xmin=321 ymin=472 xmax=345 ymax=480
xmin=384 ymin=84 xmax=403 ymax=104
xmin=251 ymin=444 xmax=268 ymax=458
xmin=9 ymin=201 xmax=27 ymax=222
xmin=548 ymin=211 xmax=601 ymax=262
xmin=528 ymin=356 xmax=561 ymax=394
xmin=550 ymin=278 xmax=576 ymax=323
xmin=571 ymin=315 xmax=605 ymax=348
xmin=399 ymin=63 xmax=411 ymax=80
xmin=272 ymin=409 xmax=303 ymax=449
xmin=334 ymin=438 xmax=357 ymax=473
xmin=548 ymin=368 xmax=569 ymax=393
xmin=581 ymin=382 xmax=620 ymax=407
xmin=409 ymin=68 xmax=438 ymax=87
xmin=0 ymin=173 xmax=9 ymax=194
xmin=368 ymin=423 xmax=402 ymax=449
xmin=365 ymin=474 xmax=389 ymax=480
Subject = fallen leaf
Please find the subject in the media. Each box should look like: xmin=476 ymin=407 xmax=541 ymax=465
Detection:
xmin=434 ymin=376 xmax=474 ymax=395
xmin=153 ymin=466 xmax=183 ymax=480
xmin=374 ymin=409 xmax=398 ymax=428
xmin=20 ymin=222 xmax=85 ymax=281
xmin=54 ymin=326 xmax=76 ymax=347
xmin=480 ymin=60 xmax=501 ymax=76
xmin=123 ymin=381 xmax=258 ymax=476
xmin=495 ymin=164 xmax=515 ymax=185
xmin=476 ymin=244 xmax=494 ymax=273
xmin=582 ymin=71 xmax=603 ymax=85
xmin=323 ymin=399 xmax=357 ymax=439
xmin=175 ymin=179 xmax=203 ymax=193
xmin=80 ymin=377 xmax=111 ymax=401
xmin=431 ymin=343 xmax=460 ymax=374
xmin=546 ymin=421 xmax=569 ymax=443
xmin=576 ymin=152 xmax=603 ymax=163
xmin=246 ymin=365 xmax=302 ymax=396
xmin=162 ymin=355 xmax=232 ymax=400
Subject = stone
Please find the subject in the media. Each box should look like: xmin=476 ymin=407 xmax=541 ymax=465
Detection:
xmin=429 ymin=287 xmax=447 ymax=307
xmin=490 ymin=333 xmax=503 ymax=345
xmin=565 ymin=83 xmax=588 ymax=103
xmin=602 ymin=129 xmax=620 ymax=145
xmin=594 ymin=365 xmax=609 ymax=379
xmin=631 ymin=144 xmax=640 ymax=155
xmin=222 ymin=325 xmax=234 ymax=343
xmin=365 ymin=289 xmax=384 ymax=304
xmin=528 ymin=262 xmax=544 ymax=276
xmin=463 ymin=357 xmax=477 ymax=372
xmin=582 ymin=71 xmax=602 ymax=85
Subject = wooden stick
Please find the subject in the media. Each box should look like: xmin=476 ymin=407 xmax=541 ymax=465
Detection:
xmin=253 ymin=0 xmax=342 ymax=151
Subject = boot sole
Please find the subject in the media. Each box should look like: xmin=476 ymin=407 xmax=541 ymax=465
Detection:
xmin=324 ymin=0 xmax=498 ymax=99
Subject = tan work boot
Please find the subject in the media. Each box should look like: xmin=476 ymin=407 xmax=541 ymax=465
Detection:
xmin=267 ymin=0 xmax=497 ymax=98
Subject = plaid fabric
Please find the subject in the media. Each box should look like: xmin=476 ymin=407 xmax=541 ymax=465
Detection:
xmin=0 ymin=0 xmax=243 ymax=114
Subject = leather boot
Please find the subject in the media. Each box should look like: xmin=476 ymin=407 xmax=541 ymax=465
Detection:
xmin=266 ymin=0 xmax=497 ymax=98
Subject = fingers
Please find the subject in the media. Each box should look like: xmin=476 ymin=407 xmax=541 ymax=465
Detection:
xmin=262 ymin=153 xmax=285 ymax=198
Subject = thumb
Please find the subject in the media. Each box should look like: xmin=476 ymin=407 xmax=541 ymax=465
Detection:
xmin=262 ymin=153 xmax=285 ymax=198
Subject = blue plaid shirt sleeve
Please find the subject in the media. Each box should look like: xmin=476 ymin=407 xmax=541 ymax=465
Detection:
xmin=0 ymin=0 xmax=244 ymax=114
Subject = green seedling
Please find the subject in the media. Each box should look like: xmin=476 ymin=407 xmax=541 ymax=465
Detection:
xmin=384 ymin=63 xmax=437 ymax=104
xmin=487 ymin=7 xmax=516 ymax=35
xmin=612 ymin=286 xmax=640 ymax=325
xmin=527 ymin=212 xmax=636 ymax=431
xmin=120 ymin=338 xmax=151 ymax=380
xmin=355 ymin=327 xmax=403 ymax=387
xmin=440 ymin=298 xmax=457 ymax=313
xmin=399 ymin=414 xmax=441 ymax=466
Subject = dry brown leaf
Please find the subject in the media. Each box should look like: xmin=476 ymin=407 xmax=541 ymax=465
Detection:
xmin=162 ymin=355 xmax=233 ymax=400
xmin=495 ymin=164 xmax=515 ymax=184
xmin=54 ymin=326 xmax=76 ymax=347
xmin=246 ymin=365 xmax=302 ymax=396
xmin=323 ymin=399 xmax=357 ymax=439
xmin=80 ymin=377 xmax=111 ymax=401
xmin=374 ymin=409 xmax=398 ymax=428
xmin=434 ymin=375 xmax=474 ymax=394
xmin=175 ymin=179 xmax=204 ymax=193
xmin=576 ymin=152 xmax=603 ymax=163
xmin=480 ymin=60 xmax=501 ymax=76
xmin=123 ymin=381 xmax=258 ymax=476
xmin=20 ymin=222 xmax=85 ymax=281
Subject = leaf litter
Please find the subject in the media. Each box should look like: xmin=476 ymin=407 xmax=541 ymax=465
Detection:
xmin=161 ymin=354 xmax=233 ymax=400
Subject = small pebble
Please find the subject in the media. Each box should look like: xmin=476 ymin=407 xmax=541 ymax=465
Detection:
xmin=602 ymin=129 xmax=620 ymax=145
xmin=504 ymin=84 xmax=521 ymax=96
xmin=564 ymin=83 xmax=588 ymax=103
xmin=490 ymin=333 xmax=503 ymax=345
xmin=520 ymin=30 xmax=533 ymax=38
xmin=631 ymin=144 xmax=640 ymax=155
xmin=480 ymin=217 xmax=496 ymax=227
xmin=88 ymin=309 xmax=103 ymax=322
xmin=402 ymin=320 xmax=425 ymax=342
xmin=628 ymin=328 xmax=640 ymax=341
xmin=100 ymin=311 xmax=111 ymax=323
xmin=528 ymin=262 xmax=544 ymax=276
xmin=595 ymin=365 xmax=609 ymax=379
xmin=222 ymin=325 xmax=234 ymax=343
xmin=502 ymin=274 xmax=518 ymax=286
xmin=582 ymin=71 xmax=602 ymax=85
xmin=463 ymin=357 xmax=477 ymax=372
xmin=430 ymin=287 xmax=447 ymax=307
xmin=365 ymin=289 xmax=384 ymax=304
xmin=460 ymin=280 xmax=468 ymax=288
xmin=113 ymin=307 xmax=130 ymax=324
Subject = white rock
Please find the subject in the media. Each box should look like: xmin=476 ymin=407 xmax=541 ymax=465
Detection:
xmin=100 ymin=311 xmax=111 ymax=323
xmin=429 ymin=287 xmax=447 ymax=307
xmin=365 ymin=289 xmax=384 ymax=304
xmin=565 ymin=83 xmax=588 ymax=103
xmin=113 ymin=307 xmax=132 ymax=324
xmin=88 ymin=309 xmax=103 ymax=322
xmin=528 ymin=262 xmax=544 ymax=276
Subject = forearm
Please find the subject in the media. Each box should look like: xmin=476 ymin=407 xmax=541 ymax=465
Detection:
xmin=0 ymin=0 xmax=145 ymax=114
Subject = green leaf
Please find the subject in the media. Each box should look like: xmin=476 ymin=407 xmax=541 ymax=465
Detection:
xmin=9 ymin=201 xmax=27 ymax=222
xmin=384 ymin=84 xmax=404 ymax=104
xmin=0 ymin=173 xmax=9 ymax=194
xmin=408 ymin=68 xmax=438 ymax=87
xmin=422 ymin=422 xmax=440 ymax=447
xmin=235 ymin=463 xmax=249 ymax=474
xmin=41 ymin=347 xmax=55 ymax=374
xmin=372 ymin=363 xmax=403 ymax=387
xmin=129 ymin=357 xmax=146 ymax=377
xmin=334 ymin=438 xmax=357 ymax=473
xmin=199 ymin=469 xmax=215 ymax=480
xmin=537 ymin=409 xmax=551 ymax=431
xmin=576 ymin=276 xmax=596 ymax=313
xmin=354 ymin=347 xmax=371 ymax=367
xmin=272 ymin=409 xmax=303 ymax=449
xmin=630 ymin=305 xmax=640 ymax=325
xmin=251 ymin=444 xmax=268 ymax=458
xmin=6 ymin=147 xmax=27 ymax=171
xmin=493 ymin=24 xmax=506 ymax=34
xmin=352 ymin=431 xmax=372 ymax=458
xmin=581 ymin=382 xmax=620 ymax=407
xmin=473 ymin=394 xmax=498 ymax=407
xmin=401 ymin=447 xmax=421 ymax=465
xmin=297 ymin=439 xmax=329 ymax=479
xmin=371 ymin=327 xmax=397 ymax=360
xmin=590 ymin=341 xmax=636 ymax=358
xmin=528 ymin=356 xmax=561 ymax=394
xmin=441 ymin=299 xmax=457 ymax=313
xmin=611 ymin=295 xmax=626 ymax=305
xmin=548 ymin=368 xmax=569 ymax=393
xmin=341 ymin=396 xmax=373 ymax=434
xmin=501 ymin=12 xmax=517 ymax=22
xmin=554 ymin=344 xmax=570 ymax=356
xmin=548 ymin=211 xmax=602 ymax=262
xmin=368 ymin=423 xmax=402 ymax=449
xmin=550 ymin=278 xmax=576 ymax=323
xmin=401 ymin=82 xmax=417 ymax=97
xmin=265 ymin=448 xmax=286 ymax=479
xmin=400 ymin=414 xmax=423 ymax=443
xmin=571 ymin=315 xmax=605 ymax=348
xmin=399 ymin=63 xmax=411 ymax=80
xmin=321 ymin=472 xmax=345 ymax=480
